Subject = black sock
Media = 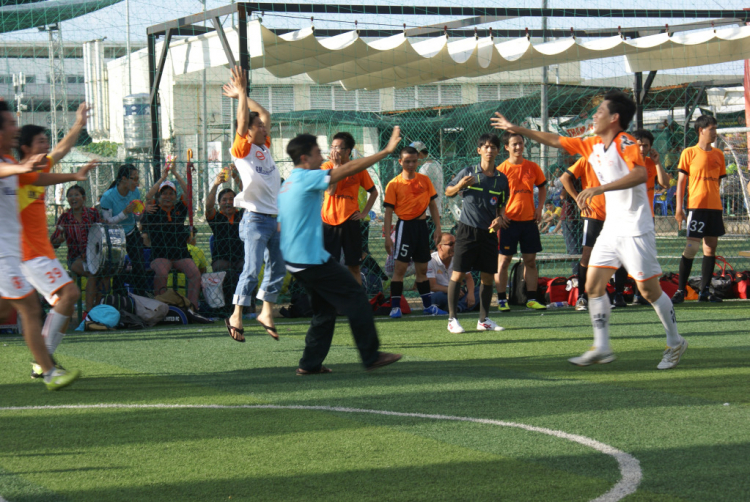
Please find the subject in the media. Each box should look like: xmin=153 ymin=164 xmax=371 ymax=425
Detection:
xmin=497 ymin=291 xmax=507 ymax=301
xmin=578 ymin=264 xmax=587 ymax=299
xmin=391 ymin=281 xmax=403 ymax=309
xmin=678 ymin=256 xmax=693 ymax=291
xmin=701 ymin=255 xmax=716 ymax=293
xmin=416 ymin=280 xmax=432 ymax=308
xmin=479 ymin=283 xmax=493 ymax=321
xmin=614 ymin=267 xmax=627 ymax=294
xmin=526 ymin=290 xmax=537 ymax=302
xmin=447 ymin=280 xmax=462 ymax=319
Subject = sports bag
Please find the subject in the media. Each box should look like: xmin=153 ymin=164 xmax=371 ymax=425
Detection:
xmin=128 ymin=293 xmax=169 ymax=326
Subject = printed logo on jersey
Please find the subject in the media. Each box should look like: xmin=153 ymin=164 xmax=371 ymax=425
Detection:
xmin=409 ymin=180 xmax=427 ymax=196
xmin=3 ymin=187 xmax=14 ymax=196
xmin=490 ymin=196 xmax=498 ymax=206
xmin=255 ymin=163 xmax=276 ymax=176
xmin=620 ymin=136 xmax=635 ymax=152
xmin=255 ymin=150 xmax=266 ymax=161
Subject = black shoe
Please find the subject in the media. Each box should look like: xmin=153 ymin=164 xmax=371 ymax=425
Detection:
xmin=613 ymin=293 xmax=627 ymax=308
xmin=671 ymin=289 xmax=685 ymax=305
xmin=698 ymin=291 xmax=722 ymax=303
xmin=632 ymin=295 xmax=650 ymax=306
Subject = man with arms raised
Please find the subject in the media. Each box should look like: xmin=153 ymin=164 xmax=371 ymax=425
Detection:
xmin=321 ymin=132 xmax=378 ymax=284
xmin=492 ymin=90 xmax=687 ymax=369
xmin=278 ymin=128 xmax=403 ymax=375
xmin=444 ymin=133 xmax=509 ymax=333
xmin=383 ymin=146 xmax=445 ymax=318
xmin=670 ymin=116 xmax=725 ymax=304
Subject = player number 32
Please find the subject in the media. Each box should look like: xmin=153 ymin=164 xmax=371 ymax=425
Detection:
xmin=45 ymin=267 xmax=64 ymax=284
xmin=689 ymin=220 xmax=705 ymax=233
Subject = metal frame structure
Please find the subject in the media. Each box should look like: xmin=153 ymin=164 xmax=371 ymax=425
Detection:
xmin=146 ymin=4 xmax=750 ymax=176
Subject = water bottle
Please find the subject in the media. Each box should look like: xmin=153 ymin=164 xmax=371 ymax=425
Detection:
xmin=547 ymin=301 xmax=568 ymax=308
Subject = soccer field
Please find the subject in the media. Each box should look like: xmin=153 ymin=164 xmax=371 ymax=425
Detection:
xmin=1 ymin=302 xmax=749 ymax=501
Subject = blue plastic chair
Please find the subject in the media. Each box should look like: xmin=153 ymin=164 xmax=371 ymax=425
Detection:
xmin=654 ymin=186 xmax=677 ymax=215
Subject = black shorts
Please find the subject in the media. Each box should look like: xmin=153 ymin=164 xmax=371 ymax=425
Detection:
xmin=393 ymin=218 xmax=431 ymax=264
xmin=581 ymin=218 xmax=604 ymax=248
xmin=453 ymin=222 xmax=498 ymax=274
xmin=498 ymin=220 xmax=543 ymax=256
xmin=686 ymin=209 xmax=725 ymax=239
xmin=323 ymin=219 xmax=362 ymax=266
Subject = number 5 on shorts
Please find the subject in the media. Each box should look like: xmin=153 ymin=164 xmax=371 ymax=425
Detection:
xmin=399 ymin=243 xmax=410 ymax=258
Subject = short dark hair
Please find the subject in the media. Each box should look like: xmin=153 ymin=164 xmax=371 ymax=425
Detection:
xmin=218 ymin=188 xmax=236 ymax=203
xmin=18 ymin=125 xmax=47 ymax=158
xmin=108 ymin=163 xmax=139 ymax=190
xmin=477 ymin=133 xmax=501 ymax=149
xmin=332 ymin=131 xmax=355 ymax=150
xmin=66 ymin=185 xmax=86 ymax=198
xmin=503 ymin=132 xmax=524 ymax=146
xmin=0 ymin=100 xmax=11 ymax=129
xmin=694 ymin=115 xmax=718 ymax=133
xmin=633 ymin=129 xmax=654 ymax=146
xmin=399 ymin=146 xmax=419 ymax=158
xmin=287 ymin=133 xmax=318 ymax=166
xmin=603 ymin=90 xmax=636 ymax=130
xmin=235 ymin=111 xmax=261 ymax=131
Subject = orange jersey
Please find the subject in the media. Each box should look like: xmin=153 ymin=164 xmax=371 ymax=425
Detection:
xmin=677 ymin=145 xmax=726 ymax=210
xmin=566 ymin=158 xmax=606 ymax=221
xmin=644 ymin=157 xmax=657 ymax=217
xmin=321 ymin=161 xmax=375 ymax=226
xmin=230 ymin=134 xmax=271 ymax=158
xmin=18 ymin=157 xmax=55 ymax=261
xmin=496 ymin=159 xmax=546 ymax=221
xmin=383 ymin=172 xmax=436 ymax=220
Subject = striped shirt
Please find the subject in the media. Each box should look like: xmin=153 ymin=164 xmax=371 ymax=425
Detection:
xmin=52 ymin=207 xmax=101 ymax=262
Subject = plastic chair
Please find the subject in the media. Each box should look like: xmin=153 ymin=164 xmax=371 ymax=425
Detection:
xmin=654 ymin=186 xmax=677 ymax=215
xmin=209 ymin=234 xmax=216 ymax=257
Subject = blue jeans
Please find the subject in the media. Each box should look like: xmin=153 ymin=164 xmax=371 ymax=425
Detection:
xmin=432 ymin=286 xmax=480 ymax=313
xmin=233 ymin=212 xmax=285 ymax=306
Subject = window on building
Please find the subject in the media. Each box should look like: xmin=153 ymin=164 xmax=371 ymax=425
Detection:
xmin=439 ymin=84 xmax=462 ymax=106
xmin=270 ymin=86 xmax=294 ymax=113
xmin=395 ymin=87 xmax=416 ymax=110
xmin=357 ymin=89 xmax=380 ymax=112
xmin=310 ymin=86 xmax=333 ymax=110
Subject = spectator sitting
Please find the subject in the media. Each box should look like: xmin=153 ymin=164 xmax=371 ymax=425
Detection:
xmin=50 ymin=185 xmax=104 ymax=313
xmin=206 ymin=166 xmax=245 ymax=273
xmin=427 ymin=234 xmax=478 ymax=313
xmin=141 ymin=172 xmax=201 ymax=309
xmin=539 ymin=200 xmax=561 ymax=233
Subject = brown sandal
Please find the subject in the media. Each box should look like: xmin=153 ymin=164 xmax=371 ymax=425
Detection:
xmin=224 ymin=318 xmax=245 ymax=343
xmin=258 ymin=321 xmax=279 ymax=341
xmin=296 ymin=366 xmax=332 ymax=376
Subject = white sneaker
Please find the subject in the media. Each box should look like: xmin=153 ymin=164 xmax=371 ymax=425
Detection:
xmin=575 ymin=297 xmax=588 ymax=311
xmin=477 ymin=318 xmax=504 ymax=331
xmin=657 ymin=337 xmax=688 ymax=370
xmin=447 ymin=318 xmax=465 ymax=333
xmin=568 ymin=347 xmax=616 ymax=366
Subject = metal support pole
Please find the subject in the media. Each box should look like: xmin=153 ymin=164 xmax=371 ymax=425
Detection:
xmin=201 ymin=0 xmax=208 ymax=210
xmin=148 ymin=33 xmax=161 ymax=181
xmin=634 ymin=71 xmax=643 ymax=130
xmin=540 ymin=0 xmax=549 ymax=172
xmin=126 ymin=0 xmax=132 ymax=94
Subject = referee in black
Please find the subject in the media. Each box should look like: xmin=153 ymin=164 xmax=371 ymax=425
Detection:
xmin=444 ymin=133 xmax=510 ymax=334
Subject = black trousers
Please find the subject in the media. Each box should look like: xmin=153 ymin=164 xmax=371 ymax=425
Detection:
xmin=292 ymin=258 xmax=380 ymax=370
xmin=125 ymin=229 xmax=150 ymax=295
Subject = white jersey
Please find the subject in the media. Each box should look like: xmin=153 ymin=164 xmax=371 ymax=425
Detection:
xmin=231 ymin=142 xmax=280 ymax=214
xmin=0 ymin=157 xmax=23 ymax=259
xmin=426 ymin=251 xmax=453 ymax=288
xmin=560 ymin=133 xmax=653 ymax=237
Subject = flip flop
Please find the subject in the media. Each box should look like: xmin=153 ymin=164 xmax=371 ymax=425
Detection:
xmin=224 ymin=318 xmax=245 ymax=343
xmin=258 ymin=321 xmax=279 ymax=341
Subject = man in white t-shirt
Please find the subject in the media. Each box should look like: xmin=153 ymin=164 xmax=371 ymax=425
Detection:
xmin=427 ymin=233 xmax=477 ymax=313
xmin=413 ymin=141 xmax=443 ymax=250
xmin=221 ymin=65 xmax=286 ymax=342
xmin=492 ymin=90 xmax=686 ymax=371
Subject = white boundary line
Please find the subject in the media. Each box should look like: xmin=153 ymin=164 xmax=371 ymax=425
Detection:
xmin=0 ymin=404 xmax=641 ymax=502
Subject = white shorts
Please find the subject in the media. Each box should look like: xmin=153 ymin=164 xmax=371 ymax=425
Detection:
xmin=20 ymin=256 xmax=73 ymax=306
xmin=0 ymin=256 xmax=35 ymax=300
xmin=589 ymin=233 xmax=662 ymax=282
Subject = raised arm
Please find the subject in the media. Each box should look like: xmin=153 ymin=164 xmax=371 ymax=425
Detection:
xmin=206 ymin=170 xmax=227 ymax=220
xmin=33 ymin=161 xmax=98 ymax=186
xmin=248 ymin=96 xmax=271 ymax=133
xmin=577 ymin=165 xmax=647 ymax=211
xmin=491 ymin=112 xmax=563 ymax=149
xmin=49 ymin=103 xmax=90 ymax=164
xmin=650 ymin=149 xmax=672 ymax=188
xmin=144 ymin=165 xmax=169 ymax=202
xmin=222 ymin=65 xmax=249 ymax=138
xmin=329 ymin=127 xmax=401 ymax=184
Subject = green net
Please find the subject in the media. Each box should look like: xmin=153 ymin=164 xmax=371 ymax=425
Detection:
xmin=2 ymin=2 xmax=750 ymax=314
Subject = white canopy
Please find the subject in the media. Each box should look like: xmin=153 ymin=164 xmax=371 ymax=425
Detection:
xmin=161 ymin=20 xmax=750 ymax=91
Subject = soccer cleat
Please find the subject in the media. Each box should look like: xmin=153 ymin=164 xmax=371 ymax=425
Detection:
xmin=526 ymin=300 xmax=547 ymax=310
xmin=423 ymin=305 xmax=447 ymax=316
xmin=568 ymin=347 xmax=616 ymax=366
xmin=575 ymin=297 xmax=588 ymax=311
xmin=477 ymin=318 xmax=504 ymax=331
xmin=671 ymin=289 xmax=685 ymax=304
xmin=44 ymin=368 xmax=81 ymax=391
xmin=632 ymin=295 xmax=650 ymax=306
xmin=613 ymin=293 xmax=627 ymax=308
xmin=447 ymin=318 xmax=465 ymax=334
xmin=657 ymin=337 xmax=688 ymax=370
xmin=698 ymin=291 xmax=722 ymax=303
xmin=497 ymin=299 xmax=510 ymax=312
xmin=31 ymin=356 xmax=64 ymax=379
xmin=389 ymin=307 xmax=402 ymax=319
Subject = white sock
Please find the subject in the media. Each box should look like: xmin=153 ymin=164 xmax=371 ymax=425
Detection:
xmin=42 ymin=310 xmax=69 ymax=355
xmin=588 ymin=295 xmax=611 ymax=351
xmin=652 ymin=292 xmax=681 ymax=347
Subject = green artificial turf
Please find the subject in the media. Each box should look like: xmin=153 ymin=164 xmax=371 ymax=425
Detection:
xmin=1 ymin=301 xmax=749 ymax=501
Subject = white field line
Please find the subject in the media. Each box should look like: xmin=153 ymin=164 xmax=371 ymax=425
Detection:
xmin=0 ymin=404 xmax=641 ymax=502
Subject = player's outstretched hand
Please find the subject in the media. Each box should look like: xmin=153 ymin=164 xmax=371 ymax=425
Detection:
xmin=491 ymin=112 xmax=513 ymax=131
xmin=27 ymin=153 xmax=49 ymax=172
xmin=649 ymin=148 xmax=660 ymax=164
xmin=385 ymin=126 xmax=401 ymax=153
xmin=223 ymin=65 xmax=247 ymax=100
xmin=73 ymin=160 xmax=99 ymax=181
xmin=75 ymin=102 xmax=91 ymax=126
